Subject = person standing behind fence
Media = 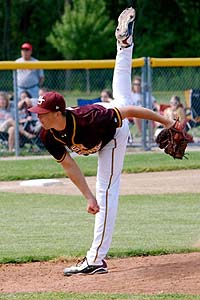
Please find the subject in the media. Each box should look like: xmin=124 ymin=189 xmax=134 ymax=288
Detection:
xmin=130 ymin=76 xmax=156 ymax=137
xmin=15 ymin=43 xmax=45 ymax=99
xmin=130 ymin=76 xmax=143 ymax=135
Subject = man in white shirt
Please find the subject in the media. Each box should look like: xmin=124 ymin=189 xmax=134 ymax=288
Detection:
xmin=15 ymin=43 xmax=45 ymax=99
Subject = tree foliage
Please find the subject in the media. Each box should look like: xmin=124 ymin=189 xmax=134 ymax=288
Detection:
xmin=134 ymin=0 xmax=200 ymax=57
xmin=47 ymin=0 xmax=115 ymax=59
xmin=0 ymin=0 xmax=65 ymax=60
xmin=0 ymin=0 xmax=199 ymax=60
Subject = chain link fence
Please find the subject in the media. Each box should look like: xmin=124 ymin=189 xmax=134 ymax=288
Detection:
xmin=0 ymin=58 xmax=199 ymax=156
xmin=148 ymin=58 xmax=200 ymax=148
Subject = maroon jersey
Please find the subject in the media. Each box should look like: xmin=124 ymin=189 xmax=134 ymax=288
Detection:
xmin=40 ymin=104 xmax=122 ymax=162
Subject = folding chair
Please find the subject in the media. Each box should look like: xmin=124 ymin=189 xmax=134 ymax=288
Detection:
xmin=184 ymin=89 xmax=200 ymax=129
xmin=19 ymin=120 xmax=44 ymax=152
xmin=0 ymin=132 xmax=9 ymax=151
xmin=77 ymin=97 xmax=101 ymax=106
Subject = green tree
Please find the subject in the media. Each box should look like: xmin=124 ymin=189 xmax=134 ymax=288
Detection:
xmin=47 ymin=0 xmax=115 ymax=59
xmin=134 ymin=0 xmax=200 ymax=58
xmin=0 ymin=0 xmax=65 ymax=60
xmin=0 ymin=0 xmax=199 ymax=60
xmin=174 ymin=0 xmax=200 ymax=57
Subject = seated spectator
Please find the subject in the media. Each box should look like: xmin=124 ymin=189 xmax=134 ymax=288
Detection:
xmin=39 ymin=87 xmax=48 ymax=97
xmin=100 ymin=89 xmax=113 ymax=103
xmin=154 ymin=95 xmax=186 ymax=138
xmin=152 ymin=100 xmax=160 ymax=113
xmin=18 ymin=90 xmax=41 ymax=141
xmin=163 ymin=95 xmax=186 ymax=124
xmin=0 ymin=91 xmax=15 ymax=152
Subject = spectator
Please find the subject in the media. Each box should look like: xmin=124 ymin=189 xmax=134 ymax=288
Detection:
xmin=130 ymin=76 xmax=143 ymax=135
xmin=18 ymin=90 xmax=41 ymax=140
xmin=15 ymin=42 xmax=45 ymax=99
xmin=100 ymin=89 xmax=113 ymax=103
xmin=163 ymin=95 xmax=186 ymax=124
xmin=154 ymin=95 xmax=187 ymax=138
xmin=0 ymin=91 xmax=15 ymax=152
xmin=39 ymin=87 xmax=49 ymax=97
xmin=131 ymin=76 xmax=156 ymax=136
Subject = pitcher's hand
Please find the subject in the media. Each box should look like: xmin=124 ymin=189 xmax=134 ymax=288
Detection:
xmin=87 ymin=197 xmax=100 ymax=214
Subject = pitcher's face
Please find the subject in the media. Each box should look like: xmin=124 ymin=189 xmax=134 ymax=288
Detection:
xmin=38 ymin=112 xmax=59 ymax=130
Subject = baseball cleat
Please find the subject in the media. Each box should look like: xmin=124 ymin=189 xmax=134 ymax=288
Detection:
xmin=63 ymin=257 xmax=108 ymax=276
xmin=115 ymin=7 xmax=136 ymax=48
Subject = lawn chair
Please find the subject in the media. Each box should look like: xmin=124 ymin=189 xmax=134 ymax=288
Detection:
xmin=19 ymin=120 xmax=44 ymax=152
xmin=184 ymin=89 xmax=200 ymax=129
xmin=77 ymin=97 xmax=101 ymax=106
xmin=0 ymin=132 xmax=9 ymax=151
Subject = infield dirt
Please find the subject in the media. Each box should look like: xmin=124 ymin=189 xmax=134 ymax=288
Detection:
xmin=0 ymin=169 xmax=200 ymax=294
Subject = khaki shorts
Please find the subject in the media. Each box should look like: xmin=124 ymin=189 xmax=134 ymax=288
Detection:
xmin=0 ymin=120 xmax=12 ymax=133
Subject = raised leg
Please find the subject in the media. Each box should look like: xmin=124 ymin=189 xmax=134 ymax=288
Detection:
xmin=112 ymin=7 xmax=136 ymax=108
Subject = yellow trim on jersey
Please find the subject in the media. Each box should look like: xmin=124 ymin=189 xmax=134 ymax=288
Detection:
xmin=56 ymin=152 xmax=67 ymax=163
xmin=50 ymin=129 xmax=66 ymax=145
xmin=113 ymin=107 xmax=122 ymax=127
xmin=71 ymin=114 xmax=76 ymax=145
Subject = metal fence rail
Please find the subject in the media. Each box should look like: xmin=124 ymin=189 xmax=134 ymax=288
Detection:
xmin=0 ymin=57 xmax=199 ymax=156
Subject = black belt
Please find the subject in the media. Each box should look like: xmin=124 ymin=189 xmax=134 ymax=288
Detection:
xmin=18 ymin=83 xmax=39 ymax=89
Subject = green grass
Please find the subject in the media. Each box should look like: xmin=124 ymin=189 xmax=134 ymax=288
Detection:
xmin=1 ymin=151 xmax=200 ymax=299
xmin=0 ymin=151 xmax=200 ymax=181
xmin=62 ymin=90 xmax=100 ymax=107
xmin=0 ymin=192 xmax=200 ymax=264
xmin=0 ymin=292 xmax=200 ymax=300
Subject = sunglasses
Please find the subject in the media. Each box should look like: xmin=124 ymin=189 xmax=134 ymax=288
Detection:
xmin=133 ymin=83 xmax=141 ymax=86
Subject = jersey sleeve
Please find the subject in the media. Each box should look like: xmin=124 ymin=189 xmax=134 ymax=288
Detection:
xmin=40 ymin=128 xmax=67 ymax=162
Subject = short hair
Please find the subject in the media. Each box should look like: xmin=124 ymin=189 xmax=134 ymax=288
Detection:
xmin=170 ymin=95 xmax=181 ymax=104
xmin=20 ymin=90 xmax=32 ymax=98
xmin=101 ymin=89 xmax=113 ymax=99
xmin=132 ymin=75 xmax=141 ymax=83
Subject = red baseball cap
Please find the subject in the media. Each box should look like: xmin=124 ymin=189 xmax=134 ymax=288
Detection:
xmin=29 ymin=92 xmax=66 ymax=114
xmin=21 ymin=42 xmax=33 ymax=51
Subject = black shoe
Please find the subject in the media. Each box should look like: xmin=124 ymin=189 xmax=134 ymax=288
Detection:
xmin=63 ymin=257 xmax=108 ymax=276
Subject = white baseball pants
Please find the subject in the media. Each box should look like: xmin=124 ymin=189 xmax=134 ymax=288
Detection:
xmin=86 ymin=44 xmax=134 ymax=265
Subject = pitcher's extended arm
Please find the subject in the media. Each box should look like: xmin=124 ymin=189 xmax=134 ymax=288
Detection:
xmin=61 ymin=152 xmax=99 ymax=214
xmin=119 ymin=105 xmax=174 ymax=129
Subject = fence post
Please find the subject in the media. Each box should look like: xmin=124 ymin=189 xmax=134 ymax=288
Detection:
xmin=13 ymin=70 xmax=20 ymax=156
xmin=86 ymin=69 xmax=90 ymax=94
xmin=147 ymin=56 xmax=154 ymax=149
xmin=141 ymin=57 xmax=149 ymax=150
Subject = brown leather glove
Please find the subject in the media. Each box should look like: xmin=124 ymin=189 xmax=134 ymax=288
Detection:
xmin=156 ymin=120 xmax=193 ymax=159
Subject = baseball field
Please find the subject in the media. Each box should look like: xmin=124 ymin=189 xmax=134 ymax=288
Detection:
xmin=0 ymin=151 xmax=200 ymax=300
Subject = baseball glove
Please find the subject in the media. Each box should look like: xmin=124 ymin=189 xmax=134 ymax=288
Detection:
xmin=156 ymin=120 xmax=193 ymax=159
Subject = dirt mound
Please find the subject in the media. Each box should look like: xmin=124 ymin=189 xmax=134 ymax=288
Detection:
xmin=1 ymin=253 xmax=200 ymax=294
